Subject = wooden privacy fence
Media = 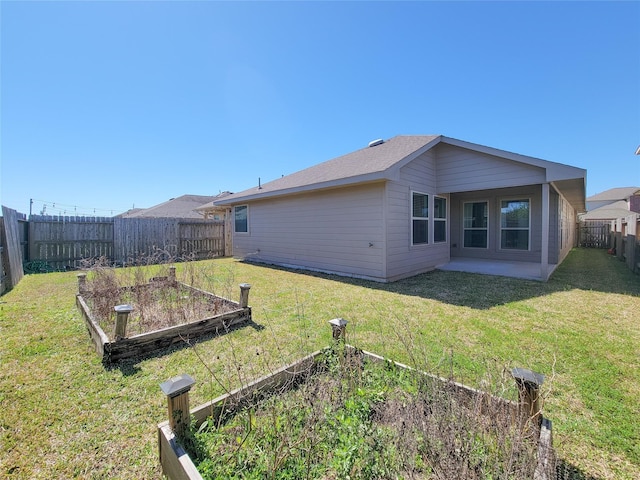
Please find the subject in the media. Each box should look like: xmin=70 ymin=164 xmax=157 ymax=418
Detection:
xmin=13 ymin=214 xmax=226 ymax=274
xmin=579 ymin=221 xmax=610 ymax=248
xmin=29 ymin=215 xmax=114 ymax=272
xmin=31 ymin=215 xmax=225 ymax=270
xmin=1 ymin=206 xmax=27 ymax=294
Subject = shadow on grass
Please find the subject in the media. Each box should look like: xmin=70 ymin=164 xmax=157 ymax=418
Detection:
xmin=243 ymin=248 xmax=639 ymax=310
xmin=106 ymin=319 xmax=265 ymax=376
xmin=556 ymin=460 xmax=602 ymax=480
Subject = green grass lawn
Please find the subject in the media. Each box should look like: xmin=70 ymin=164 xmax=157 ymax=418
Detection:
xmin=1 ymin=248 xmax=638 ymax=479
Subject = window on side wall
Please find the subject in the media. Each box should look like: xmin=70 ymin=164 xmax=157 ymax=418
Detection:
xmin=463 ymin=201 xmax=488 ymax=248
xmin=412 ymin=192 xmax=428 ymax=245
xmin=234 ymin=205 xmax=248 ymax=233
xmin=434 ymin=196 xmax=447 ymax=243
xmin=500 ymin=199 xmax=530 ymax=250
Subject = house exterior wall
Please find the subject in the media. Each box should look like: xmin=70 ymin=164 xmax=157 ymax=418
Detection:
xmin=231 ymin=183 xmax=387 ymax=281
xmin=384 ymin=150 xmax=450 ymax=281
xmin=434 ymin=144 xmax=546 ymax=193
xmin=449 ymin=185 xmax=544 ymax=262
xmin=226 ymin=140 xmax=583 ymax=282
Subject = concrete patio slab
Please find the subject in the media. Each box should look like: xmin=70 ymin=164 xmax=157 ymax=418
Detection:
xmin=438 ymin=258 xmax=557 ymax=281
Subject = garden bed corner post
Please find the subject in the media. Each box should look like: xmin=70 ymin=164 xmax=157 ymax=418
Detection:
xmin=113 ymin=304 xmax=134 ymax=340
xmin=329 ymin=318 xmax=347 ymax=341
xmin=160 ymin=373 xmax=196 ymax=440
xmin=239 ymin=283 xmax=251 ymax=308
xmin=512 ymin=367 xmax=545 ymax=430
xmin=77 ymin=273 xmax=87 ymax=295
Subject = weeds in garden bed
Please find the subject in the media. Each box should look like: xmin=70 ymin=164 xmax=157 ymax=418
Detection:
xmin=188 ymin=344 xmax=540 ymax=480
xmin=81 ymin=257 xmax=238 ymax=339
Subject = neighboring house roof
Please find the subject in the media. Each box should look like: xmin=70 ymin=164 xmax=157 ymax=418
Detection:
xmin=194 ymin=191 xmax=234 ymax=213
xmin=580 ymin=201 xmax=633 ymax=220
xmin=214 ymin=135 xmax=586 ymax=211
xmin=114 ymin=208 xmax=145 ymax=218
xmin=119 ymin=194 xmax=218 ymax=219
xmin=586 ymin=186 xmax=640 ymax=202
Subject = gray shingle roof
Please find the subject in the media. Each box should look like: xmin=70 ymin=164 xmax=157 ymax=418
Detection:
xmin=586 ymin=187 xmax=640 ymax=202
xmin=214 ymin=134 xmax=586 ymax=209
xmin=216 ymin=135 xmax=440 ymax=203
xmin=580 ymin=200 xmax=635 ymax=220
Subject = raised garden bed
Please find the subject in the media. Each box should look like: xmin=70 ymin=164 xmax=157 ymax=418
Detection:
xmin=158 ymin=325 xmax=555 ymax=480
xmin=76 ymin=268 xmax=252 ymax=364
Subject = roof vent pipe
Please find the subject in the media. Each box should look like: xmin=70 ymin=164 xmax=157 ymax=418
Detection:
xmin=368 ymin=139 xmax=384 ymax=148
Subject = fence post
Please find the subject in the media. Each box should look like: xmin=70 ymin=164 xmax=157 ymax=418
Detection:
xmin=329 ymin=318 xmax=347 ymax=341
xmin=239 ymin=283 xmax=251 ymax=308
xmin=77 ymin=273 xmax=87 ymax=295
xmin=159 ymin=373 xmax=196 ymax=439
xmin=113 ymin=304 xmax=134 ymax=340
xmin=512 ymin=367 xmax=545 ymax=429
xmin=168 ymin=266 xmax=176 ymax=284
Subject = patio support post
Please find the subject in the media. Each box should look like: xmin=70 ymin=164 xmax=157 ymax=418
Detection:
xmin=113 ymin=304 xmax=134 ymax=340
xmin=329 ymin=318 xmax=347 ymax=342
xmin=160 ymin=374 xmax=196 ymax=439
xmin=512 ymin=367 xmax=545 ymax=430
xmin=239 ymin=283 xmax=251 ymax=308
xmin=77 ymin=273 xmax=87 ymax=295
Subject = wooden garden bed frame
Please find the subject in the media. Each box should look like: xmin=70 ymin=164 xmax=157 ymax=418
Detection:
xmin=75 ymin=272 xmax=252 ymax=364
xmin=157 ymin=322 xmax=555 ymax=480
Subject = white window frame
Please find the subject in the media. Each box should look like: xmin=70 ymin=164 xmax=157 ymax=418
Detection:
xmin=411 ymin=191 xmax=429 ymax=246
xmin=434 ymin=196 xmax=447 ymax=243
xmin=499 ymin=198 xmax=531 ymax=251
xmin=462 ymin=200 xmax=489 ymax=249
xmin=234 ymin=205 xmax=249 ymax=234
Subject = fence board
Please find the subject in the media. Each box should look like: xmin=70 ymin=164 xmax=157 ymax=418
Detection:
xmin=1 ymin=206 xmax=26 ymax=291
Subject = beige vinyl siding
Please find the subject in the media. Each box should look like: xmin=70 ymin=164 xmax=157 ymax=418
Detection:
xmin=434 ymin=143 xmax=546 ymax=193
xmin=232 ymin=183 xmax=387 ymax=281
xmin=384 ymin=151 xmax=450 ymax=281
xmin=450 ymin=186 xmax=543 ymax=262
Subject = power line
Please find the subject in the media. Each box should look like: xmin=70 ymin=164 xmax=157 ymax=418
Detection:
xmin=30 ymin=198 xmax=126 ymax=217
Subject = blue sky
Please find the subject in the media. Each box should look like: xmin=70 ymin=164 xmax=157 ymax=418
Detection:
xmin=2 ymin=1 xmax=639 ymax=217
